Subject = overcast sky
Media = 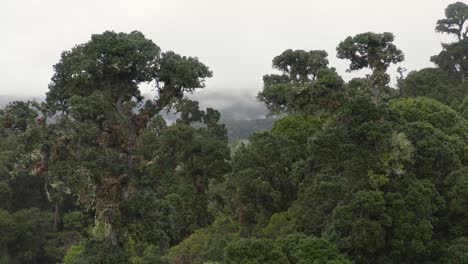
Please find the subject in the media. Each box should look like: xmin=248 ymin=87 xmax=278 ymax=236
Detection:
xmin=0 ymin=0 xmax=462 ymax=100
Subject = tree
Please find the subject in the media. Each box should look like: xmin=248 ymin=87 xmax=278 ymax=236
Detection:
xmin=0 ymin=209 xmax=14 ymax=258
xmin=276 ymin=234 xmax=353 ymax=264
xmin=384 ymin=178 xmax=444 ymax=262
xmin=61 ymin=239 xmax=128 ymax=264
xmin=270 ymin=49 xmax=329 ymax=82
xmin=435 ymin=2 xmax=468 ymax=42
xmin=432 ymin=2 xmax=468 ymax=84
xmin=142 ymin=105 xmax=231 ymax=242
xmin=125 ymin=190 xmax=175 ymax=250
xmin=8 ymin=208 xmax=53 ymax=263
xmin=444 ymin=167 xmax=468 ymax=238
xmin=157 ymin=51 xmax=212 ymax=108
xmin=289 ymin=174 xmax=348 ymax=236
xmin=459 ymin=96 xmax=468 ymax=120
xmin=444 ymin=237 xmax=468 ymax=264
xmin=47 ymin=30 xmax=211 ymax=115
xmin=271 ymin=114 xmax=321 ymax=149
xmin=388 ymin=97 xmax=467 ymax=185
xmin=224 ymin=238 xmax=288 ymax=264
xmin=0 ymin=182 xmax=11 ymax=210
xmin=337 ymin=32 xmax=404 ymax=104
xmin=47 ymin=31 xmax=158 ymax=113
xmin=164 ymin=217 xmax=239 ymax=264
xmin=41 ymin=30 xmax=213 ymax=246
xmin=258 ymin=49 xmax=345 ymax=115
xmin=230 ymin=132 xmax=302 ymax=227
xmin=431 ymin=41 xmax=468 ymax=85
xmin=399 ymin=68 xmax=461 ymax=107
xmin=327 ymin=191 xmax=388 ymax=263
xmin=0 ymin=101 xmax=38 ymax=135
xmin=337 ymin=32 xmax=404 ymax=75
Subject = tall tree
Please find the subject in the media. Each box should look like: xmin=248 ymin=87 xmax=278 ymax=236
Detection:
xmin=258 ymin=49 xmax=344 ymax=115
xmin=432 ymin=2 xmax=468 ymax=84
xmin=42 ymin=30 xmax=213 ymax=246
xmin=435 ymin=2 xmax=468 ymax=42
xmin=337 ymin=32 xmax=404 ymax=104
xmin=270 ymin=49 xmax=329 ymax=82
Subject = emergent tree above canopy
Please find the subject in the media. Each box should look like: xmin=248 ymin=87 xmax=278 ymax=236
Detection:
xmin=436 ymin=1 xmax=468 ymax=41
xmin=432 ymin=2 xmax=468 ymax=84
xmin=336 ymin=32 xmax=404 ymax=75
xmin=47 ymin=30 xmax=212 ymax=114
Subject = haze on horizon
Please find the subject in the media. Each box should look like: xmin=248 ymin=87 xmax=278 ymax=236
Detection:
xmin=0 ymin=0 xmax=459 ymax=105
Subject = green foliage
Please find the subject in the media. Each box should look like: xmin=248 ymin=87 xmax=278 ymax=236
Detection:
xmin=459 ymin=96 xmax=468 ymax=119
xmin=0 ymin=181 xmax=12 ymax=210
xmin=337 ymin=32 xmax=404 ymax=74
xmin=276 ymin=234 xmax=353 ymax=264
xmin=2 ymin=4 xmax=468 ymax=263
xmin=262 ymin=212 xmax=297 ymax=238
xmin=436 ymin=2 xmax=468 ymax=40
xmin=0 ymin=101 xmax=38 ymax=134
xmin=327 ymin=191 xmax=388 ymax=263
xmin=224 ymin=238 xmax=289 ymax=264
xmin=290 ymin=175 xmax=348 ymax=236
xmin=389 ymin=96 xmax=468 ymax=140
xmin=399 ymin=68 xmax=461 ymax=106
xmin=271 ymin=49 xmax=329 ymax=82
xmin=63 ymin=244 xmax=83 ymax=264
xmin=47 ymin=31 xmax=161 ymax=112
xmin=126 ymin=190 xmax=175 ymax=249
xmin=143 ymin=110 xmax=231 ymax=241
xmin=127 ymin=240 xmax=166 ymax=264
xmin=444 ymin=167 xmax=468 ymax=238
xmin=9 ymin=173 xmax=49 ymax=210
xmin=43 ymin=230 xmax=83 ymax=262
xmin=164 ymin=218 xmax=239 ymax=264
xmin=431 ymin=41 xmax=468 ymax=85
xmin=258 ymin=49 xmax=345 ymax=115
xmin=62 ymin=211 xmax=88 ymax=231
xmin=444 ymin=237 xmax=468 ymax=264
xmin=158 ymin=51 xmax=212 ymax=92
xmin=231 ymin=131 xmax=302 ymax=226
xmin=62 ymin=239 xmax=128 ymax=264
xmin=385 ymin=178 xmax=444 ymax=262
xmin=388 ymin=98 xmax=468 ymax=182
xmin=433 ymin=2 xmax=468 ymax=84
xmin=5 ymin=208 xmax=53 ymax=263
xmin=337 ymin=32 xmax=404 ymax=104
xmin=0 ymin=209 xmax=14 ymax=249
xmin=271 ymin=114 xmax=321 ymax=148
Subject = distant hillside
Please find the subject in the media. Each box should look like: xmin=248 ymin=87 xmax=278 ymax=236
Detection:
xmin=0 ymin=93 xmax=275 ymax=140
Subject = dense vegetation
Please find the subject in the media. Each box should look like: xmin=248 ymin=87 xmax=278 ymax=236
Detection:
xmin=0 ymin=2 xmax=467 ymax=263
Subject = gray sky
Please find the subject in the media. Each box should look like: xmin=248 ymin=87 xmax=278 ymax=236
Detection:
xmin=0 ymin=0 xmax=461 ymax=101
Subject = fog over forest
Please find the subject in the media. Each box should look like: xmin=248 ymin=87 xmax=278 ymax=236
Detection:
xmin=0 ymin=1 xmax=467 ymax=264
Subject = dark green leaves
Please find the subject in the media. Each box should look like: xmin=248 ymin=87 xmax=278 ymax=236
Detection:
xmin=259 ymin=50 xmax=344 ymax=115
xmin=272 ymin=49 xmax=329 ymax=82
xmin=336 ymin=32 xmax=404 ymax=74
xmin=47 ymin=31 xmax=161 ymax=113
xmin=435 ymin=2 xmax=468 ymax=40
